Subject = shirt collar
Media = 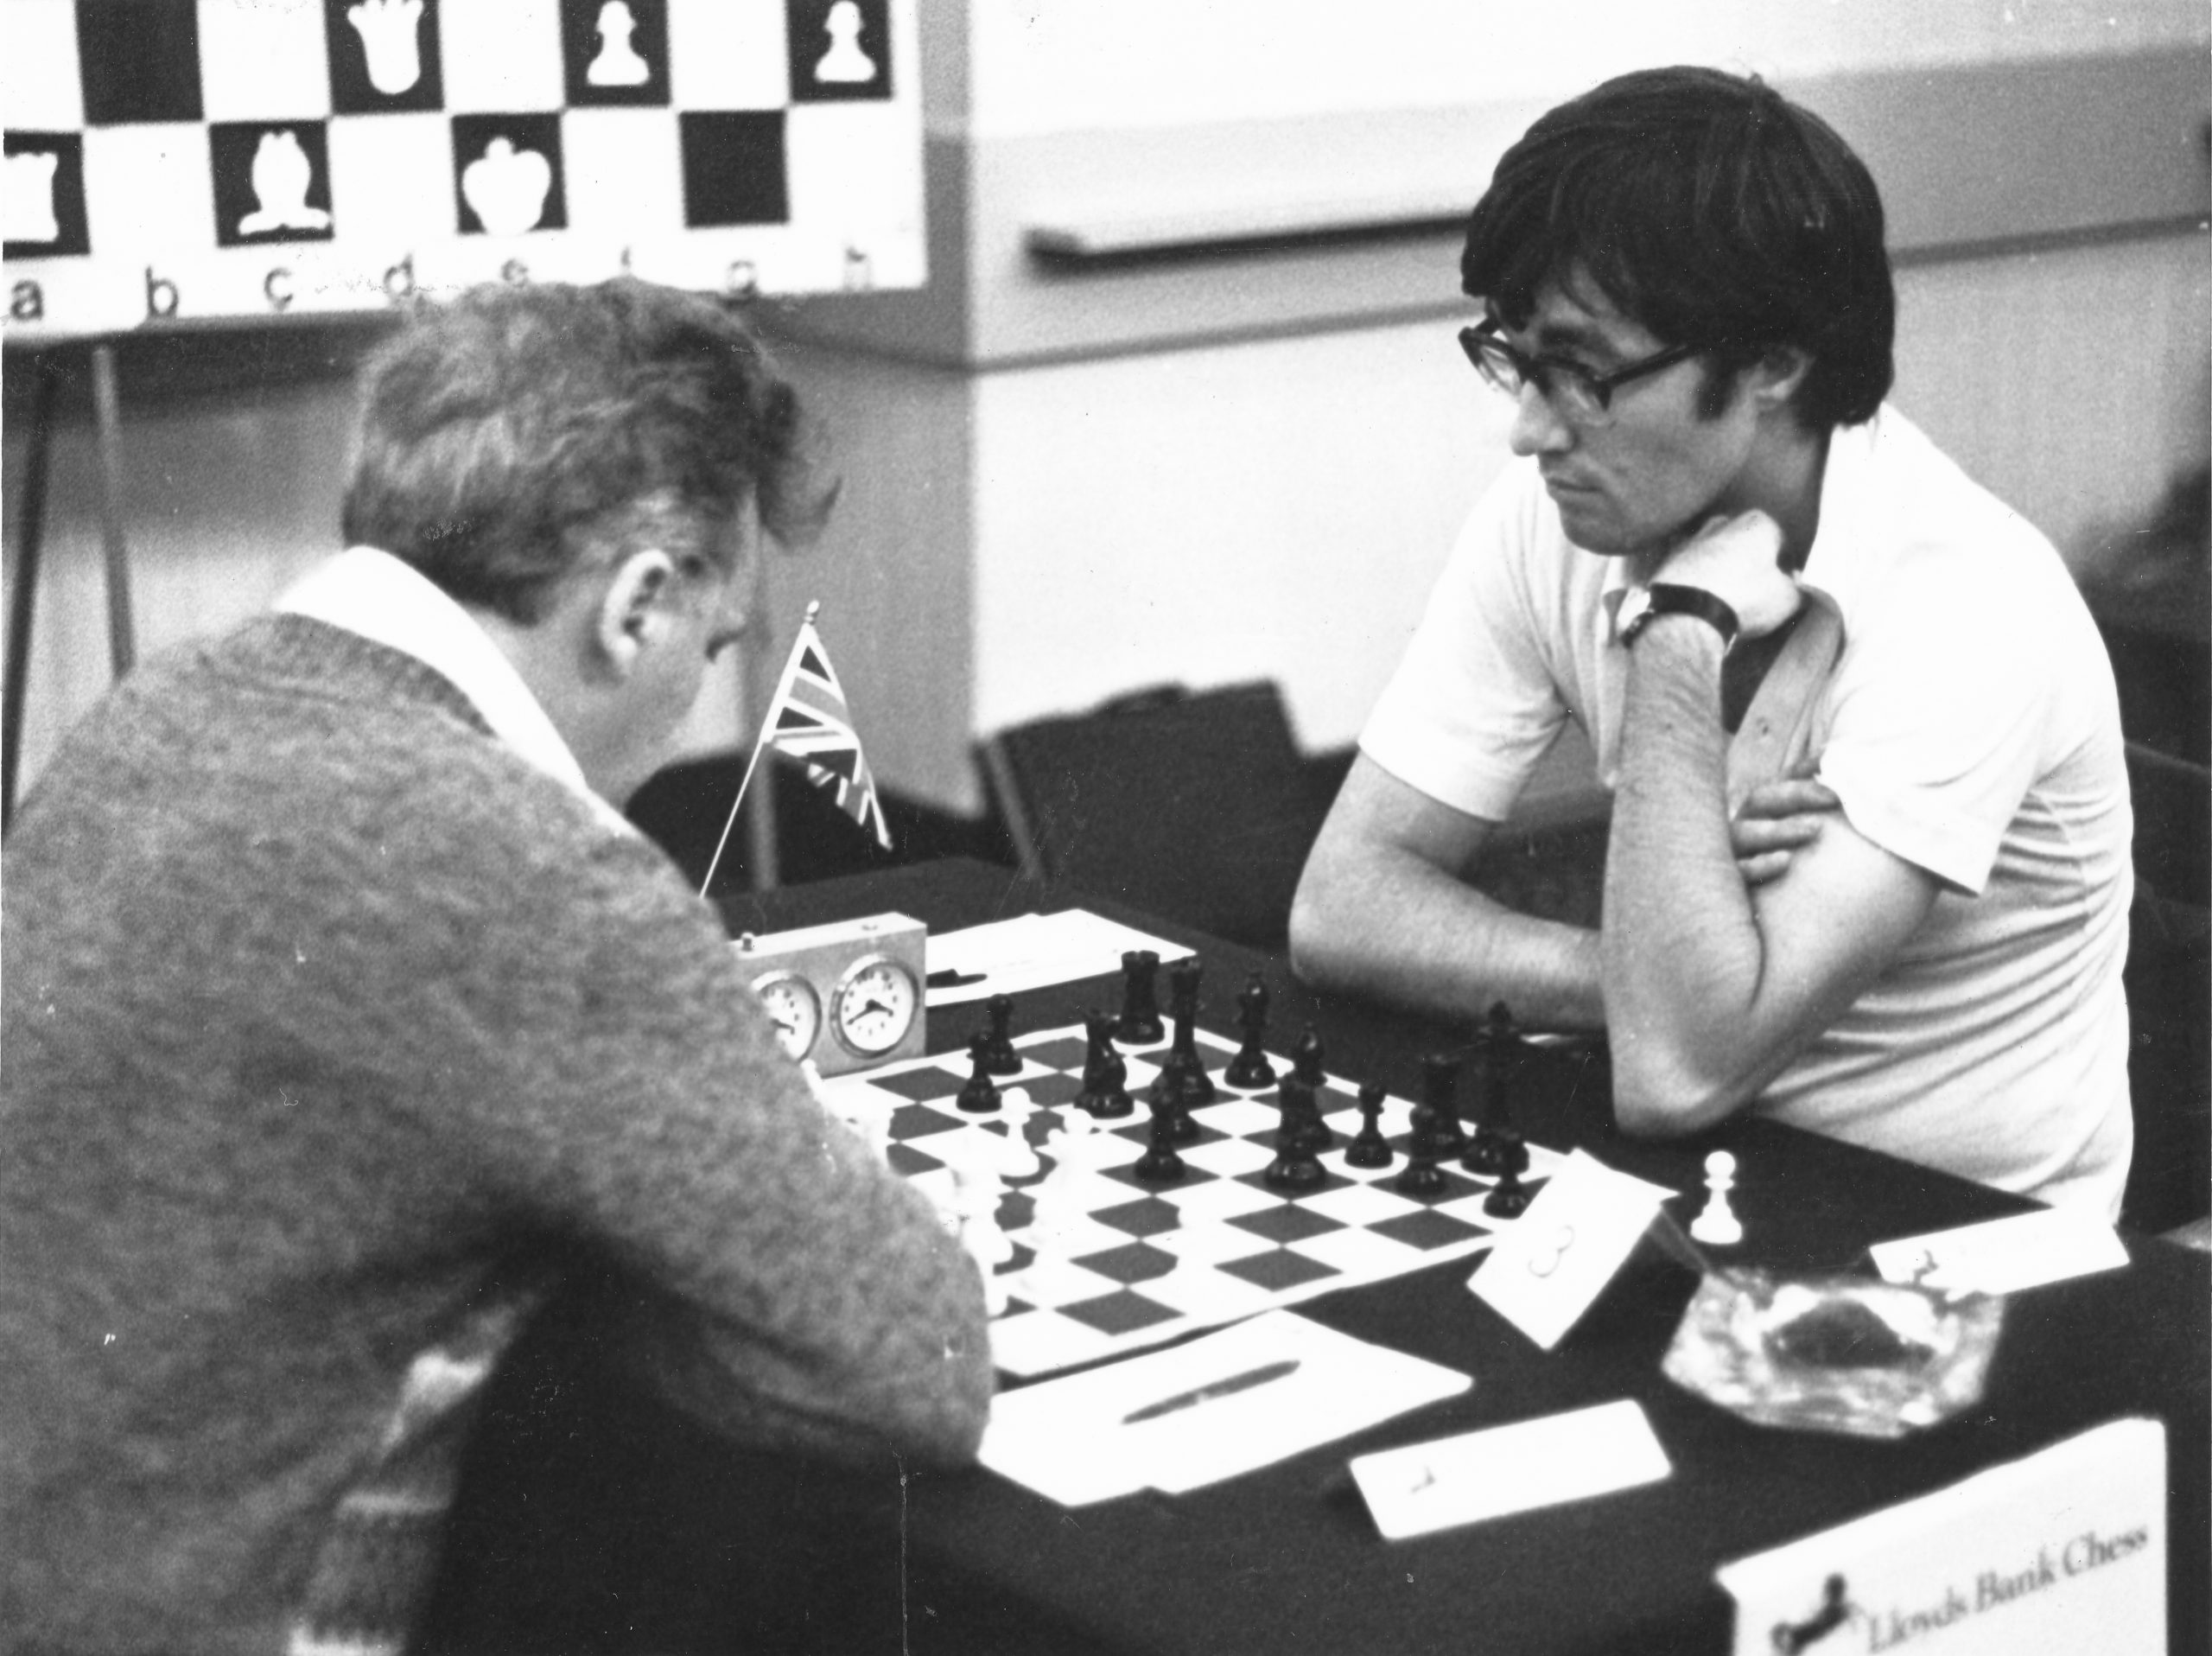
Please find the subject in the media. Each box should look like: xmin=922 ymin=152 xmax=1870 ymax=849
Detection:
xmin=276 ymin=546 xmax=635 ymax=836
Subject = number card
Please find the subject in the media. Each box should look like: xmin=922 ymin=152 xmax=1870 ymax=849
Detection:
xmin=1466 ymin=1150 xmax=1673 ymax=1350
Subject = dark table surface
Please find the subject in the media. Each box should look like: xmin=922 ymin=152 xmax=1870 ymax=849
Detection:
xmin=423 ymin=857 xmax=2210 ymax=1656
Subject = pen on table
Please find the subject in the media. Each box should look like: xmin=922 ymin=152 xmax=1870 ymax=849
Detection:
xmin=1122 ymin=1359 xmax=1300 ymax=1424
xmin=926 ymin=968 xmax=987 ymax=988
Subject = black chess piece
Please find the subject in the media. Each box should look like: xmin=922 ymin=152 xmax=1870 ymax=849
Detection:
xmin=1392 ymin=1101 xmax=1448 ymax=1198
xmin=1421 ymin=1053 xmax=1467 ymax=1156
xmin=1344 ymin=1080 xmax=1393 ymax=1169
xmin=1132 ymin=1093 xmax=1187 ymax=1183
xmin=955 ymin=1032 xmax=1001 ymax=1113
xmin=1287 ymin=1070 xmax=1332 ymax=1154
xmin=1115 ymin=950 xmax=1165 ymax=1044
xmin=1223 ymin=973 xmax=1276 ymax=1088
xmin=1291 ymin=1026 xmax=1325 ymax=1090
xmin=1263 ymin=1076 xmax=1328 ymax=1191
xmin=1076 ymin=1010 xmax=1134 ymax=1118
xmin=980 ymin=992 xmax=1022 ymax=1074
xmin=1482 ymin=1131 xmax=1532 ymax=1218
xmin=1462 ymin=1002 xmax=1518 ymax=1176
xmin=1147 ymin=957 xmax=1213 ymax=1118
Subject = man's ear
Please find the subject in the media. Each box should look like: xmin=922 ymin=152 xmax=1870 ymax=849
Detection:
xmin=1748 ymin=346 xmax=1814 ymax=412
xmin=593 ymin=549 xmax=677 ymax=679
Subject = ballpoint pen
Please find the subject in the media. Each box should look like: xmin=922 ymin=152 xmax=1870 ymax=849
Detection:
xmin=1121 ymin=1359 xmax=1301 ymax=1424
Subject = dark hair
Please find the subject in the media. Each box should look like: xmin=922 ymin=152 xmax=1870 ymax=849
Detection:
xmin=342 ymin=278 xmax=836 ymax=621
xmin=1460 ymin=66 xmax=1894 ymax=430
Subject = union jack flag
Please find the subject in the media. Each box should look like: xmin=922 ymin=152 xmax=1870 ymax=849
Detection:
xmin=758 ymin=609 xmax=893 ymax=851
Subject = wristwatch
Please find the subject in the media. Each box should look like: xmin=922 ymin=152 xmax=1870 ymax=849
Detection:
xmin=1618 ymin=583 xmax=1740 ymax=654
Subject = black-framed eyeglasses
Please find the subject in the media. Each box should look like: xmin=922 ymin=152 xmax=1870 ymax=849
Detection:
xmin=1458 ymin=321 xmax=1699 ymax=428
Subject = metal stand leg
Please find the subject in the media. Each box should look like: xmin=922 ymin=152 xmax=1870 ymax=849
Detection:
xmin=3 ymin=354 xmax=62 ymax=831
xmin=91 ymin=343 xmax=136 ymax=678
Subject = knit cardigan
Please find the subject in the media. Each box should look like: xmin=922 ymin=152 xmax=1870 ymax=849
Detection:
xmin=1 ymin=615 xmax=993 ymax=1654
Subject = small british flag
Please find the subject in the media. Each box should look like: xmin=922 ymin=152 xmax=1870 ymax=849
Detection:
xmin=758 ymin=608 xmax=893 ymax=851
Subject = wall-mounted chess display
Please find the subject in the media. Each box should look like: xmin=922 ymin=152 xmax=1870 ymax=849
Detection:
xmin=3 ymin=0 xmax=920 ymax=338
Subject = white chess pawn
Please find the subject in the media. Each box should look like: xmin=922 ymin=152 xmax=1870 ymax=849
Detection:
xmin=1030 ymin=1110 xmax=1098 ymax=1254
xmin=814 ymin=0 xmax=875 ymax=83
xmin=587 ymin=1 xmax=651 ymax=86
xmin=991 ymin=1086 xmax=1040 ymax=1180
xmin=1690 ymin=1150 xmax=1744 ymax=1247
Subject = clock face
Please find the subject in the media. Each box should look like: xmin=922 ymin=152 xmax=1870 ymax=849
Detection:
xmin=830 ymin=953 xmax=920 ymax=1058
xmin=751 ymin=970 xmax=822 ymax=1062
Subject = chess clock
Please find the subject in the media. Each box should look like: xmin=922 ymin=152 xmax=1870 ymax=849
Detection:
xmin=734 ymin=912 xmax=928 ymax=1077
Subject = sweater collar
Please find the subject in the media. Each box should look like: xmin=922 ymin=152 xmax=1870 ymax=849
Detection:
xmin=276 ymin=547 xmax=633 ymax=835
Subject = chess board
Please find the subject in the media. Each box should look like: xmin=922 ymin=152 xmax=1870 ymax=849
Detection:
xmin=824 ymin=1022 xmax=1567 ymax=1379
xmin=3 ymin=0 xmax=922 ymax=338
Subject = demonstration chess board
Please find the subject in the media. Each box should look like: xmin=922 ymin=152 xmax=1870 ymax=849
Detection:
xmin=4 ymin=0 xmax=922 ymax=337
xmin=825 ymin=1023 xmax=1567 ymax=1379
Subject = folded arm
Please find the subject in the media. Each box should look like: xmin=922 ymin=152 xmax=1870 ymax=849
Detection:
xmin=1602 ymin=617 xmax=1937 ymax=1134
xmin=1289 ymin=753 xmax=1607 ymax=1032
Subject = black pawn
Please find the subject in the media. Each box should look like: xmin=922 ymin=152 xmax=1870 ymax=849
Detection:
xmin=1076 ymin=1010 xmax=1134 ymax=1118
xmin=1291 ymin=1026 xmax=1326 ymax=1090
xmin=979 ymin=992 xmax=1022 ymax=1074
xmin=1344 ymin=1080 xmax=1393 ymax=1169
xmin=1223 ymin=974 xmax=1276 ymax=1088
xmin=1422 ymin=1053 xmax=1467 ymax=1157
xmin=1115 ymin=950 xmax=1165 ymax=1044
xmin=1263 ymin=1076 xmax=1328 ymax=1191
xmin=1392 ymin=1103 xmax=1448 ymax=1198
xmin=1132 ymin=1093 xmax=1186 ymax=1183
xmin=1482 ymin=1135 xmax=1533 ymax=1220
xmin=955 ymin=1032 xmax=1001 ymax=1113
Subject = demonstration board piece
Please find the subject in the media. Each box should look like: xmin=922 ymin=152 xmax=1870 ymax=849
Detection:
xmin=824 ymin=1015 xmax=1570 ymax=1378
xmin=4 ymin=0 xmax=921 ymax=336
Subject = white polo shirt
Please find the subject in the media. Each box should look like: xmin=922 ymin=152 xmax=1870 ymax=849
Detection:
xmin=1363 ymin=407 xmax=2133 ymax=1217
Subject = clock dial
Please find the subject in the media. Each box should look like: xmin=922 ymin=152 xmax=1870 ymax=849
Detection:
xmin=830 ymin=953 xmax=920 ymax=1058
xmin=751 ymin=970 xmax=821 ymax=1062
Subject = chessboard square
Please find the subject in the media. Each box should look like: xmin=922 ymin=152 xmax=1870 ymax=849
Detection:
xmin=197 ymin=0 xmax=334 ymax=121
xmin=1137 ymin=1261 xmax=1280 ymax=1321
xmin=5 ymin=134 xmax=90 ymax=260
xmin=1218 ymin=1248 xmax=1341 ymax=1295
xmin=885 ymin=1140 xmax=947 ymax=1180
xmin=886 ymin=1099 xmax=966 ymax=1141
xmin=1069 ymin=1239 xmax=1178 ymax=1287
xmin=1054 ymin=1288 xmax=1181 ymax=1339
xmin=83 ymin=125 xmax=213 ymax=254
xmin=442 ymin=0 xmax=563 ymax=111
xmin=327 ymin=111 xmax=449 ymax=245
xmin=210 ymin=123 xmax=336 ymax=247
xmin=324 ymin=0 xmax=446 ymax=114
xmin=1008 ymin=1072 xmax=1084 ymax=1110
xmin=1015 ymin=1034 xmax=1089 ymax=1071
xmin=785 ymin=0 xmax=893 ymax=104
xmin=1229 ymin=1203 xmax=1346 ymax=1246
xmin=1368 ymin=1207 xmax=1495 ymax=1252
xmin=988 ymin=1308 xmax=1116 ymax=1379
xmin=451 ymin=113 xmax=566 ymax=233
xmin=1190 ymin=1097 xmax=1279 ymax=1137
xmin=1146 ymin=1222 xmax=1272 ymax=1268
xmin=78 ymin=0 xmax=203 ymax=124
xmin=666 ymin=0 xmax=789 ymax=108
xmin=563 ymin=109 xmax=680 ymax=236
xmin=1288 ymin=1224 xmax=1433 ymax=1280
xmin=1297 ymin=1181 xmax=1426 ymax=1228
xmin=6 ymin=0 xmax=85 ymax=128
xmin=680 ymin=111 xmax=786 ymax=225
xmin=1101 ymin=1156 xmax=1218 ymax=1197
xmin=1178 ymin=1136 xmax=1279 ymax=1181
xmin=1086 ymin=1194 xmax=1185 ymax=1239
xmin=868 ymin=1061 xmax=967 ymax=1103
xmin=561 ymin=0 xmax=672 ymax=105
xmin=1154 ymin=1176 xmax=1279 ymax=1225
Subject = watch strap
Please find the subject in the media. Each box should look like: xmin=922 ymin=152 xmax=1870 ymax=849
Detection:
xmin=1623 ymin=583 xmax=1740 ymax=653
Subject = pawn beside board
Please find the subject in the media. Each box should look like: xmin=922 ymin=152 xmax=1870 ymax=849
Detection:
xmin=1690 ymin=1150 xmax=1744 ymax=1246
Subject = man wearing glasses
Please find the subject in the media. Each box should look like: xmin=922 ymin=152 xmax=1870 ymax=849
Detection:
xmin=1291 ymin=67 xmax=2133 ymax=1218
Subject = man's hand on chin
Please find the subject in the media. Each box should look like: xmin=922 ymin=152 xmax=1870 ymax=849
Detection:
xmin=1643 ymin=509 xmax=1805 ymax=639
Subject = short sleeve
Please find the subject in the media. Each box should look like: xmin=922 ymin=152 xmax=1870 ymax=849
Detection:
xmin=1358 ymin=465 xmax=1573 ymax=822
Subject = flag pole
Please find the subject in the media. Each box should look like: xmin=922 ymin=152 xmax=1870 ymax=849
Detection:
xmin=699 ymin=600 xmax=819 ymax=900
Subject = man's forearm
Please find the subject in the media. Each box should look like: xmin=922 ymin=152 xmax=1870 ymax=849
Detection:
xmin=1290 ymin=843 xmax=1606 ymax=1032
xmin=1601 ymin=619 xmax=1767 ymax=1126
